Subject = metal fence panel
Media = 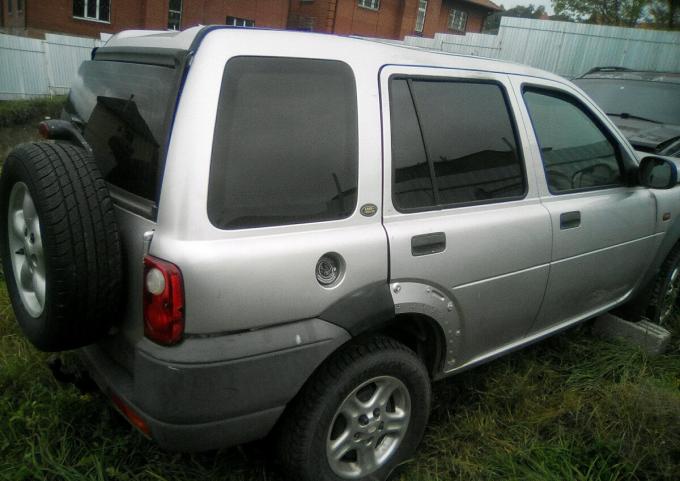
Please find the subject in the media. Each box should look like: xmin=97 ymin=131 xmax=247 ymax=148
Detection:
xmin=402 ymin=17 xmax=680 ymax=79
xmin=0 ymin=32 xmax=101 ymax=99
xmin=45 ymin=33 xmax=102 ymax=95
xmin=0 ymin=34 xmax=50 ymax=100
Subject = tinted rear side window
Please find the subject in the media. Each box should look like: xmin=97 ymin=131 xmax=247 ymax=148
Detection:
xmin=390 ymin=79 xmax=435 ymax=209
xmin=390 ymin=78 xmax=525 ymax=211
xmin=208 ymin=57 xmax=358 ymax=229
xmin=65 ymin=60 xmax=178 ymax=202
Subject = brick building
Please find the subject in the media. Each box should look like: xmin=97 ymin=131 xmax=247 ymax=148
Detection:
xmin=0 ymin=0 xmax=500 ymax=40
xmin=288 ymin=0 xmax=501 ymax=39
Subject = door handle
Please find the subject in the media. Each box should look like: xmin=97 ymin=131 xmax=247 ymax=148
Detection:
xmin=560 ymin=211 xmax=581 ymax=230
xmin=411 ymin=232 xmax=446 ymax=256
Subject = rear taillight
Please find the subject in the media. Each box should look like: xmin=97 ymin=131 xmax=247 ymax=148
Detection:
xmin=143 ymin=255 xmax=184 ymax=345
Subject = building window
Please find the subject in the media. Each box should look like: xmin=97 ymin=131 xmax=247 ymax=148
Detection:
xmin=415 ymin=0 xmax=427 ymax=33
xmin=73 ymin=0 xmax=111 ymax=23
xmin=226 ymin=16 xmax=255 ymax=27
xmin=17 ymin=0 xmax=23 ymax=12
xmin=358 ymin=0 xmax=380 ymax=11
xmin=447 ymin=9 xmax=467 ymax=32
xmin=297 ymin=16 xmax=315 ymax=31
xmin=8 ymin=0 xmax=12 ymax=14
xmin=168 ymin=0 xmax=182 ymax=30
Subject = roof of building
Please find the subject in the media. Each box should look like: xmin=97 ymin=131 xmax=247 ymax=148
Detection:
xmin=460 ymin=0 xmax=503 ymax=11
xmin=102 ymin=26 xmax=563 ymax=83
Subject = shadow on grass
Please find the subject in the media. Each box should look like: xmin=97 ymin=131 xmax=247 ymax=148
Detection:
xmin=1 ymin=278 xmax=678 ymax=480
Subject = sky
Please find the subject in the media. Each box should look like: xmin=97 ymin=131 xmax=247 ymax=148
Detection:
xmin=495 ymin=0 xmax=555 ymax=15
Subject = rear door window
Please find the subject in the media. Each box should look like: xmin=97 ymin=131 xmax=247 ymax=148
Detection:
xmin=208 ymin=57 xmax=358 ymax=229
xmin=65 ymin=60 xmax=179 ymax=203
xmin=390 ymin=77 xmax=526 ymax=211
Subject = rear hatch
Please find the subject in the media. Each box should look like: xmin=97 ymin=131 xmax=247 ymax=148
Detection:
xmin=63 ymin=50 xmax=187 ymax=370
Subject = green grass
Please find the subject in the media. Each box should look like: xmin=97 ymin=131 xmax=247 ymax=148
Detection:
xmin=0 ymin=98 xmax=66 ymax=129
xmin=1 ymin=97 xmax=63 ymax=159
xmin=1 ymin=277 xmax=678 ymax=480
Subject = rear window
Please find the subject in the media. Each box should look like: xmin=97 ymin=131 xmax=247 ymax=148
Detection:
xmin=207 ymin=56 xmax=358 ymax=230
xmin=64 ymin=60 xmax=179 ymax=203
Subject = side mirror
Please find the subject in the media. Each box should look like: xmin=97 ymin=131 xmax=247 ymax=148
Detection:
xmin=639 ymin=156 xmax=678 ymax=189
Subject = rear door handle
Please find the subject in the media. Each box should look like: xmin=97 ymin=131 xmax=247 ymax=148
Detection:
xmin=411 ymin=232 xmax=446 ymax=256
xmin=560 ymin=211 xmax=581 ymax=230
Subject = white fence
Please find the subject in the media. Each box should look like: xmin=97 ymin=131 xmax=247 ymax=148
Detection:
xmin=402 ymin=17 xmax=680 ymax=78
xmin=1 ymin=19 xmax=680 ymax=99
xmin=0 ymin=33 xmax=103 ymax=100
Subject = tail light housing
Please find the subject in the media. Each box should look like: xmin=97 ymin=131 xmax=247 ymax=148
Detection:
xmin=143 ymin=255 xmax=184 ymax=345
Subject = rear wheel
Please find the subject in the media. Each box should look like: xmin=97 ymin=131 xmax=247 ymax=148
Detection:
xmin=276 ymin=336 xmax=431 ymax=481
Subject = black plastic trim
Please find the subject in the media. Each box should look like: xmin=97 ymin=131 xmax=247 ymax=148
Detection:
xmin=319 ymin=282 xmax=395 ymax=336
xmin=93 ymin=47 xmax=186 ymax=68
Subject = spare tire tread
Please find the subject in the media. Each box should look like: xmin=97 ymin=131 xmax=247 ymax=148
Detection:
xmin=0 ymin=141 xmax=122 ymax=351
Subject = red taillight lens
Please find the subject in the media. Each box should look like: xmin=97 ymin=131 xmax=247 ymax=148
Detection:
xmin=38 ymin=121 xmax=50 ymax=139
xmin=143 ymin=255 xmax=184 ymax=345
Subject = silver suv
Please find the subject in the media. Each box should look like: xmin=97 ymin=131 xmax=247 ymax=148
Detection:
xmin=1 ymin=26 xmax=679 ymax=481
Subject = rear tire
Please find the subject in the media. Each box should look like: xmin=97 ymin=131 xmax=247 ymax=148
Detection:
xmin=276 ymin=336 xmax=431 ymax=481
xmin=0 ymin=142 xmax=122 ymax=351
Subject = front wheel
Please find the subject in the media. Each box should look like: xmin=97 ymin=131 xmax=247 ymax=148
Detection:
xmin=648 ymin=246 xmax=680 ymax=331
xmin=276 ymin=336 xmax=431 ymax=481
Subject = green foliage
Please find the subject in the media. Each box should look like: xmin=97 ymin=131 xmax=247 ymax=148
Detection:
xmin=0 ymin=277 xmax=679 ymax=480
xmin=0 ymin=97 xmax=66 ymax=129
xmin=484 ymin=4 xmax=551 ymax=33
xmin=551 ymin=0 xmax=649 ymax=26
xmin=648 ymin=0 xmax=680 ymax=29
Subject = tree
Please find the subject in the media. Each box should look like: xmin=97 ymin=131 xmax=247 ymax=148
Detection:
xmin=648 ymin=0 xmax=680 ymax=29
xmin=551 ymin=0 xmax=648 ymax=26
xmin=484 ymin=4 xmax=549 ymax=32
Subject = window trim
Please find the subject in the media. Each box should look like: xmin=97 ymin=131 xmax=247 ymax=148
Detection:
xmin=73 ymin=0 xmax=111 ymax=24
xmin=521 ymin=84 xmax=630 ymax=196
xmin=358 ymin=0 xmax=380 ymax=11
xmin=388 ymin=74 xmax=529 ymax=214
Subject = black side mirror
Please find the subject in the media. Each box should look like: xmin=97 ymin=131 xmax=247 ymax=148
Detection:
xmin=639 ymin=156 xmax=678 ymax=189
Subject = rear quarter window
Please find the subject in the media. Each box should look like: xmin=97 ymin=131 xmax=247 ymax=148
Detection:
xmin=207 ymin=56 xmax=359 ymax=230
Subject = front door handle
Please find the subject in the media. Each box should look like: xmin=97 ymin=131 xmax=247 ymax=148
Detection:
xmin=560 ymin=211 xmax=581 ymax=230
xmin=411 ymin=232 xmax=446 ymax=256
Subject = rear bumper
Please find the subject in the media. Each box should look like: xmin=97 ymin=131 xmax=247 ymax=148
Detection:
xmin=80 ymin=318 xmax=350 ymax=451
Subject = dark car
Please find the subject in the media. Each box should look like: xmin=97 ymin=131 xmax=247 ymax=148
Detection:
xmin=574 ymin=67 xmax=680 ymax=158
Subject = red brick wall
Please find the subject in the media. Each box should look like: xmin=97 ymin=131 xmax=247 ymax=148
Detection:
xmin=288 ymin=0 xmax=333 ymax=32
xmin=333 ymin=0 xmax=404 ymax=39
xmin=13 ymin=0 xmax=489 ymax=40
xmin=24 ymin=0 xmax=148 ymax=37
xmin=288 ymin=0 xmax=490 ymax=40
xmin=20 ymin=0 xmax=289 ymax=39
xmin=180 ymin=0 xmax=289 ymax=29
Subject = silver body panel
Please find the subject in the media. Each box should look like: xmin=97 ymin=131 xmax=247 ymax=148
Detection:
xmin=100 ymin=28 xmax=680 ymax=380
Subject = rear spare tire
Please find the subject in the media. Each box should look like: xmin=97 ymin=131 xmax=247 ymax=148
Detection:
xmin=0 ymin=142 xmax=122 ymax=351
